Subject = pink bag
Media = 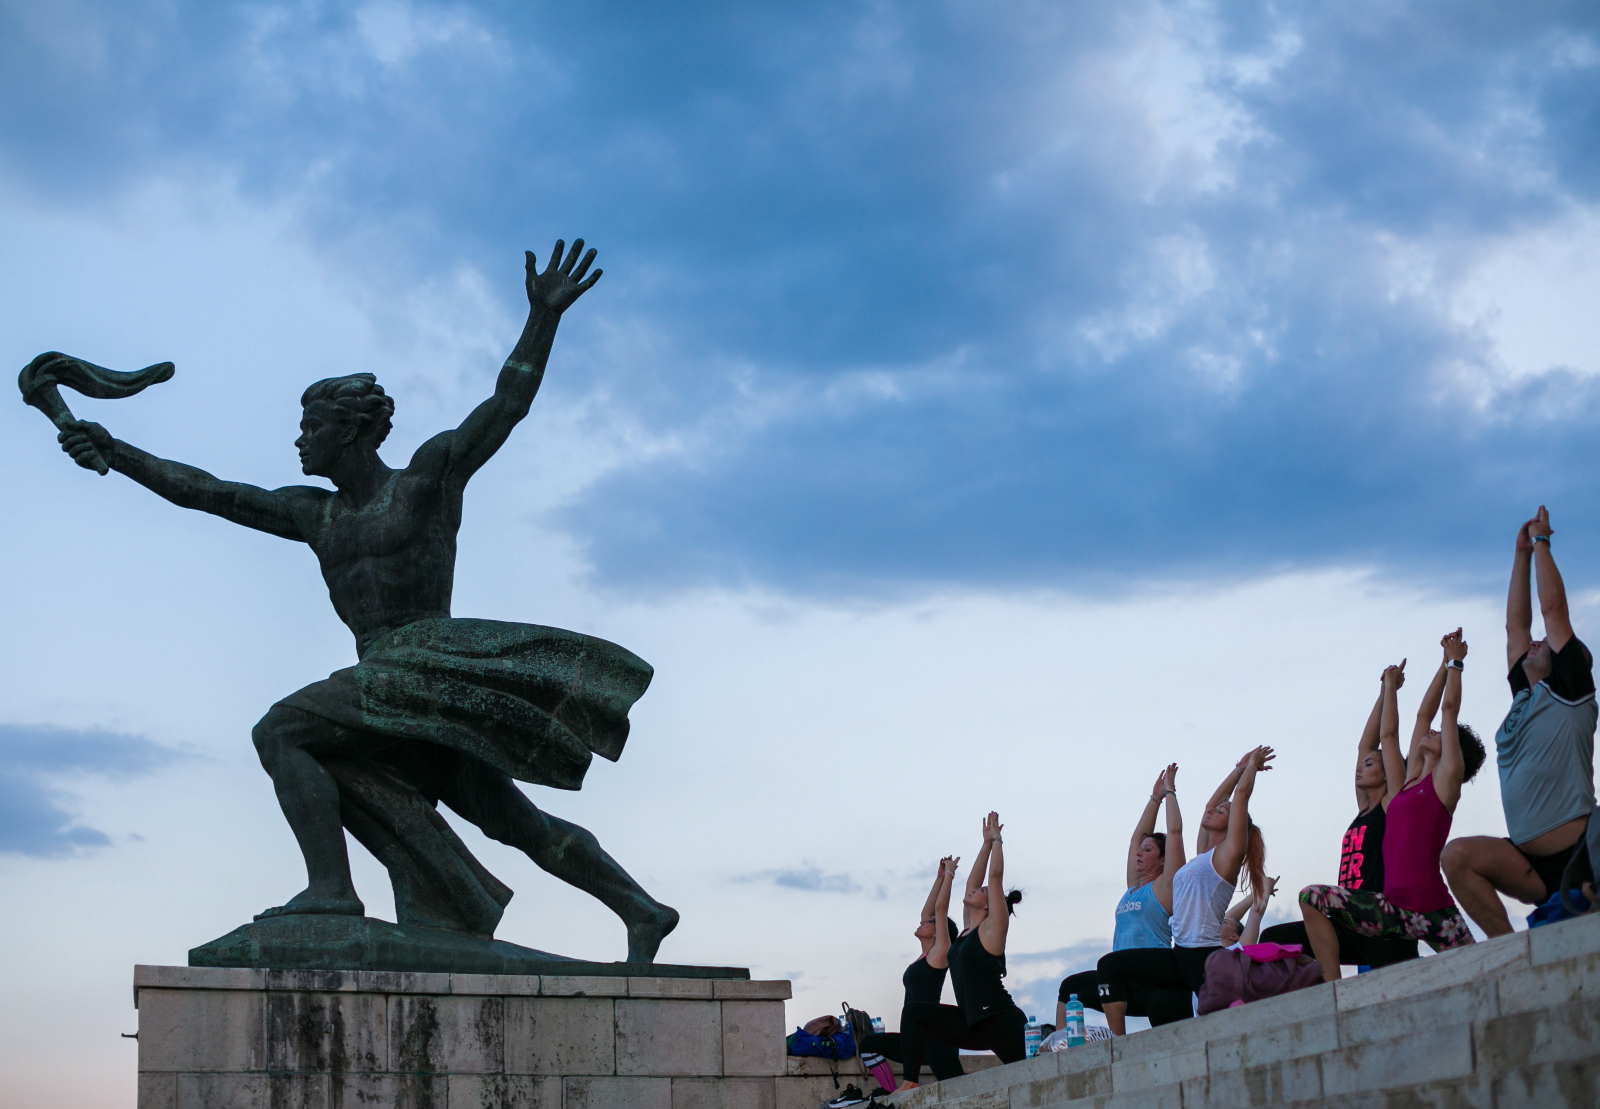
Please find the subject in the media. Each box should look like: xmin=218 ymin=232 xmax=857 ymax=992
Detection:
xmin=1196 ymin=943 xmax=1324 ymax=1015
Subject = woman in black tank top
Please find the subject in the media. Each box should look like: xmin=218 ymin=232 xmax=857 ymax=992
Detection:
xmin=898 ymin=813 xmax=1028 ymax=1091
xmin=857 ymin=858 xmax=965 ymax=1086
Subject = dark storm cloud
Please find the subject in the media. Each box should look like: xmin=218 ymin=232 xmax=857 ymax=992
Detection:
xmin=2 ymin=1 xmax=1598 ymax=596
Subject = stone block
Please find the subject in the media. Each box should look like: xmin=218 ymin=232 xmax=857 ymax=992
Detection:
xmin=140 ymin=988 xmax=266 ymax=1072
xmin=266 ymin=990 xmax=388 ymax=1073
xmin=357 ymin=970 xmax=452 ymax=995
xmin=176 ymin=1073 xmax=329 ymax=1109
xmin=1529 ymin=911 xmax=1600 ymax=966
xmin=919 ymin=1091 xmax=1007 ymax=1109
xmin=1278 ymin=1074 xmax=1493 ymax=1109
xmin=616 ymin=999 xmax=722 ymax=1077
xmin=326 ymin=1073 xmax=447 ymax=1108
xmin=1497 ymin=951 xmax=1600 ymax=1016
xmin=784 ymin=1055 xmax=870 ymax=1078
xmin=1335 ymin=977 xmax=1498 ymax=1047
xmin=541 ymin=976 xmax=630 ymax=998
xmin=712 ymin=980 xmax=791 ymax=1000
xmin=387 ymin=994 xmax=505 ymax=1074
xmin=1095 ymin=1080 xmax=1184 ymax=1108
xmin=670 ymin=1076 xmax=777 ymax=1108
xmin=1319 ymin=1024 xmax=1473 ymax=1096
xmin=720 ymin=1001 xmax=785 ymax=1077
xmin=1010 ymin=1049 xmax=1112 ymax=1106
xmin=629 ymin=977 xmax=714 ymax=999
xmin=1492 ymin=1059 xmax=1600 ymax=1109
xmin=503 ymin=996 xmax=616 ymax=1076
xmin=135 ymin=964 xmax=265 ymax=1001
xmin=1206 ymin=1015 xmax=1338 ymax=1073
xmin=140 ymin=1072 xmax=177 ymax=1108
xmin=1332 ymin=934 xmax=1527 ymax=1012
xmin=773 ymin=1075 xmax=843 ymax=1109
xmin=448 ymin=1074 xmax=563 ymax=1109
xmin=920 ymin=1052 xmax=1039 ymax=1100
xmin=268 ymin=969 xmax=362 ymax=993
xmin=451 ymin=974 xmax=542 ymax=997
xmin=1179 ymin=1054 xmax=1321 ymax=1107
xmin=1110 ymin=1041 xmax=1206 ymax=1092
xmin=564 ymin=1076 xmax=672 ymax=1109
xmin=1475 ymin=997 xmax=1600 ymax=1072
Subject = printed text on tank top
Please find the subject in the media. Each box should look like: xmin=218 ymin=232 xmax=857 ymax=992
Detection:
xmin=1338 ymin=803 xmax=1384 ymax=890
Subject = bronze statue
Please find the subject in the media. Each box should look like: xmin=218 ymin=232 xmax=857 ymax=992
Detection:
xmin=26 ymin=240 xmax=679 ymax=965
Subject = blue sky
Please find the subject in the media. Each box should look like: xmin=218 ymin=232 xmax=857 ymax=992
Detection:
xmin=2 ymin=3 xmax=1599 ymax=1104
xmin=6 ymin=1 xmax=1599 ymax=595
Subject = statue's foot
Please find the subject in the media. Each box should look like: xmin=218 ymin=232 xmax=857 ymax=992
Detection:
xmin=254 ymin=888 xmax=365 ymax=921
xmin=626 ymin=903 xmax=680 ymax=964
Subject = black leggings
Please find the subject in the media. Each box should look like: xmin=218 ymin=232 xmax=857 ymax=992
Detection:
xmin=1094 ymin=945 xmax=1217 ymax=1025
xmin=1058 ymin=969 xmax=1192 ymax=1025
xmin=900 ymin=1002 xmax=1026 ymax=1084
xmin=859 ymin=1022 xmax=963 ymax=1083
xmin=1259 ymin=920 xmax=1417 ymax=968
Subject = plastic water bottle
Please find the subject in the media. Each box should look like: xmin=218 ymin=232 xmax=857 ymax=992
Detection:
xmin=1024 ymin=1015 xmax=1043 ymax=1057
xmin=1063 ymin=994 xmax=1086 ymax=1048
xmin=870 ymin=1016 xmax=885 ymax=1035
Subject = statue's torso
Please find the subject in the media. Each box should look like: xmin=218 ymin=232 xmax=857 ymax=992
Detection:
xmin=301 ymin=467 xmax=460 ymax=655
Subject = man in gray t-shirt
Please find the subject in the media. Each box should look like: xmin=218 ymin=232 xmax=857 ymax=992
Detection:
xmin=1442 ymin=506 xmax=1596 ymax=937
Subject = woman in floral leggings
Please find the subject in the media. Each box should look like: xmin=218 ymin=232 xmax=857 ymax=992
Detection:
xmin=1300 ymin=631 xmax=1485 ymax=979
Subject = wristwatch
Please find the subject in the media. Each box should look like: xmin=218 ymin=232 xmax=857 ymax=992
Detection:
xmin=1447 ymin=659 xmax=1464 ymax=671
xmin=1532 ymin=535 xmax=1551 ymax=544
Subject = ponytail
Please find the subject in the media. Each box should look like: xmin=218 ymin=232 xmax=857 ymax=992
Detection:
xmin=1240 ymin=821 xmax=1267 ymax=898
xmin=1005 ymin=888 xmax=1023 ymax=916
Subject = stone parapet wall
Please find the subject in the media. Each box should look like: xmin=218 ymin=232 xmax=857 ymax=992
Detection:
xmin=890 ymin=910 xmax=1600 ymax=1108
xmin=134 ymin=965 xmax=798 ymax=1108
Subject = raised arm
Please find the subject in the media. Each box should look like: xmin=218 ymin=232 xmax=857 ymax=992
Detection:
xmin=57 ymin=418 xmax=316 ymax=540
xmin=437 ymin=241 xmax=602 ymax=482
xmin=1239 ymin=876 xmax=1278 ymax=945
xmin=1508 ymin=515 xmax=1538 ymax=670
xmin=979 ymin=812 xmax=1010 ymax=955
xmin=1354 ymin=682 xmax=1384 ymax=810
xmin=1214 ymin=746 xmax=1268 ymax=887
xmin=1408 ymin=649 xmax=1450 ymax=783
xmin=928 ymin=857 xmax=959 ymax=969
xmin=1530 ymin=506 xmax=1574 ymax=652
xmin=964 ymin=815 xmax=994 ymax=925
xmin=1379 ymin=662 xmax=1409 ymax=807
xmin=1127 ymin=768 xmax=1169 ymax=888
xmin=1434 ymin=631 xmax=1468 ymax=812
xmin=1152 ymin=764 xmax=1184 ymax=913
xmin=919 ymin=857 xmax=947 ymax=927
xmin=1198 ymin=757 xmax=1249 ymax=854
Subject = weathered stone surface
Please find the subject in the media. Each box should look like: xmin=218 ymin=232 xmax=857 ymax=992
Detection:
xmin=503 ymin=996 xmax=616 ymax=1076
xmin=773 ymin=1075 xmax=843 ymax=1109
xmin=719 ymin=1000 xmax=785 ymax=1077
xmin=387 ymin=994 xmax=505 ymax=1074
xmin=541 ymin=975 xmax=631 ymax=997
xmin=629 ymin=977 xmax=713 ymax=998
xmin=174 ymin=1072 xmax=326 ymax=1109
xmin=447 ymin=1074 xmax=563 ymax=1109
xmin=616 ymin=999 xmax=721 ymax=1076
xmin=563 ymin=1075 xmax=672 ymax=1109
xmin=1319 ymin=1024 xmax=1474 ymax=1096
xmin=1179 ymin=1054 xmax=1322 ymax=1106
xmin=1206 ymin=1014 xmax=1339 ymax=1072
xmin=327 ymin=1073 xmax=446 ymax=1109
xmin=267 ymin=990 xmax=387 ymax=1073
xmin=1333 ymin=932 xmax=1527 ymax=1012
xmin=1496 ymin=950 xmax=1600 ymax=1015
xmin=669 ymin=1076 xmax=777 ymax=1108
xmin=139 ymin=988 xmax=265 ymax=1073
xmin=711 ymin=980 xmax=791 ymax=1000
xmin=1336 ymin=977 xmax=1498 ymax=1047
xmin=1475 ymin=997 xmax=1600 ymax=1072
xmin=135 ymin=964 xmax=265 ymax=1000
xmin=450 ymin=973 xmax=541 ymax=997
xmin=1492 ymin=1059 xmax=1600 ymax=1108
xmin=1530 ymin=911 xmax=1600 ymax=965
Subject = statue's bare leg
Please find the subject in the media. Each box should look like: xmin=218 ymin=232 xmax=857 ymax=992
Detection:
xmin=439 ymin=761 xmax=678 ymax=962
xmin=251 ymin=704 xmax=367 ymax=918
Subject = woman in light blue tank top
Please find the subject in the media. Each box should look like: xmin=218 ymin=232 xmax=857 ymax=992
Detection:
xmin=1055 ymin=766 xmax=1189 ymax=1028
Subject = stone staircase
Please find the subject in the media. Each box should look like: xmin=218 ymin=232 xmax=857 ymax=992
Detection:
xmin=890 ymin=910 xmax=1600 ymax=1108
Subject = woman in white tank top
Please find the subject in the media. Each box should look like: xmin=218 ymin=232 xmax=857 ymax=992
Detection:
xmin=1096 ymin=747 xmax=1274 ymax=1034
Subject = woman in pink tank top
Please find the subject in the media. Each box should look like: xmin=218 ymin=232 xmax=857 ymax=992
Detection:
xmin=1298 ymin=630 xmax=1486 ymax=982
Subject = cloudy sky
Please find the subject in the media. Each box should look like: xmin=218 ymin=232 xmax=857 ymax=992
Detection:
xmin=2 ymin=1 xmax=1598 ymax=1104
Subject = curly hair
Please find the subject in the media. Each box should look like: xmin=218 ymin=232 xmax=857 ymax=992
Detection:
xmin=1457 ymin=723 xmax=1487 ymax=784
xmin=300 ymin=373 xmax=394 ymax=447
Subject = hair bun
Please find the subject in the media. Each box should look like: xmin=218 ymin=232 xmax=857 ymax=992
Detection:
xmin=1006 ymin=889 xmax=1023 ymax=906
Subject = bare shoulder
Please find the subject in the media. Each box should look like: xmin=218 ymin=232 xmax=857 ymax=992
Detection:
xmin=270 ymin=484 xmax=333 ymax=523
xmin=406 ymin=430 xmax=457 ymax=478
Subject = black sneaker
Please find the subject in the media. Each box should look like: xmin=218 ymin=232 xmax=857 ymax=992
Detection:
xmin=825 ymin=1084 xmax=869 ymax=1107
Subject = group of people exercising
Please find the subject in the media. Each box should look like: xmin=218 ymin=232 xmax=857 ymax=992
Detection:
xmin=864 ymin=508 xmax=1596 ymax=1092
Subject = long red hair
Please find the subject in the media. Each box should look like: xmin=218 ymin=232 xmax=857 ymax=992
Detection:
xmin=1239 ymin=820 xmax=1267 ymax=897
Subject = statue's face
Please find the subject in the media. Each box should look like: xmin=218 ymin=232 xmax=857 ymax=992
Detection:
xmin=296 ymin=400 xmax=357 ymax=476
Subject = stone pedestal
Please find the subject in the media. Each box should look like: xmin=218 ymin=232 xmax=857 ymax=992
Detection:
xmin=134 ymin=965 xmax=793 ymax=1108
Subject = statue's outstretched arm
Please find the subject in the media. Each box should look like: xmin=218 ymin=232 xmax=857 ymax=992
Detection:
xmin=58 ymin=420 xmax=318 ymax=541
xmin=438 ymin=241 xmax=602 ymax=481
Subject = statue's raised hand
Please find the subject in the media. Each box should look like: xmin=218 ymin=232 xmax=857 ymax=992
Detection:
xmin=58 ymin=418 xmax=114 ymax=471
xmin=526 ymin=239 xmax=601 ymax=315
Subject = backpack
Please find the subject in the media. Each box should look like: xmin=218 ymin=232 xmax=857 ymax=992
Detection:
xmin=786 ymin=1017 xmax=858 ymax=1090
xmin=1197 ymin=943 xmax=1323 ymax=1015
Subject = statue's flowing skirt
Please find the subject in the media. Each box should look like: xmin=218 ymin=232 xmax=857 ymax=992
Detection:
xmin=279 ymin=617 xmax=653 ymax=791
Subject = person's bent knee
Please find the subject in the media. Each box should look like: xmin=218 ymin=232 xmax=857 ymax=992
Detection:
xmin=251 ymin=704 xmax=316 ymax=770
xmin=1440 ymin=837 xmax=1483 ymax=879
